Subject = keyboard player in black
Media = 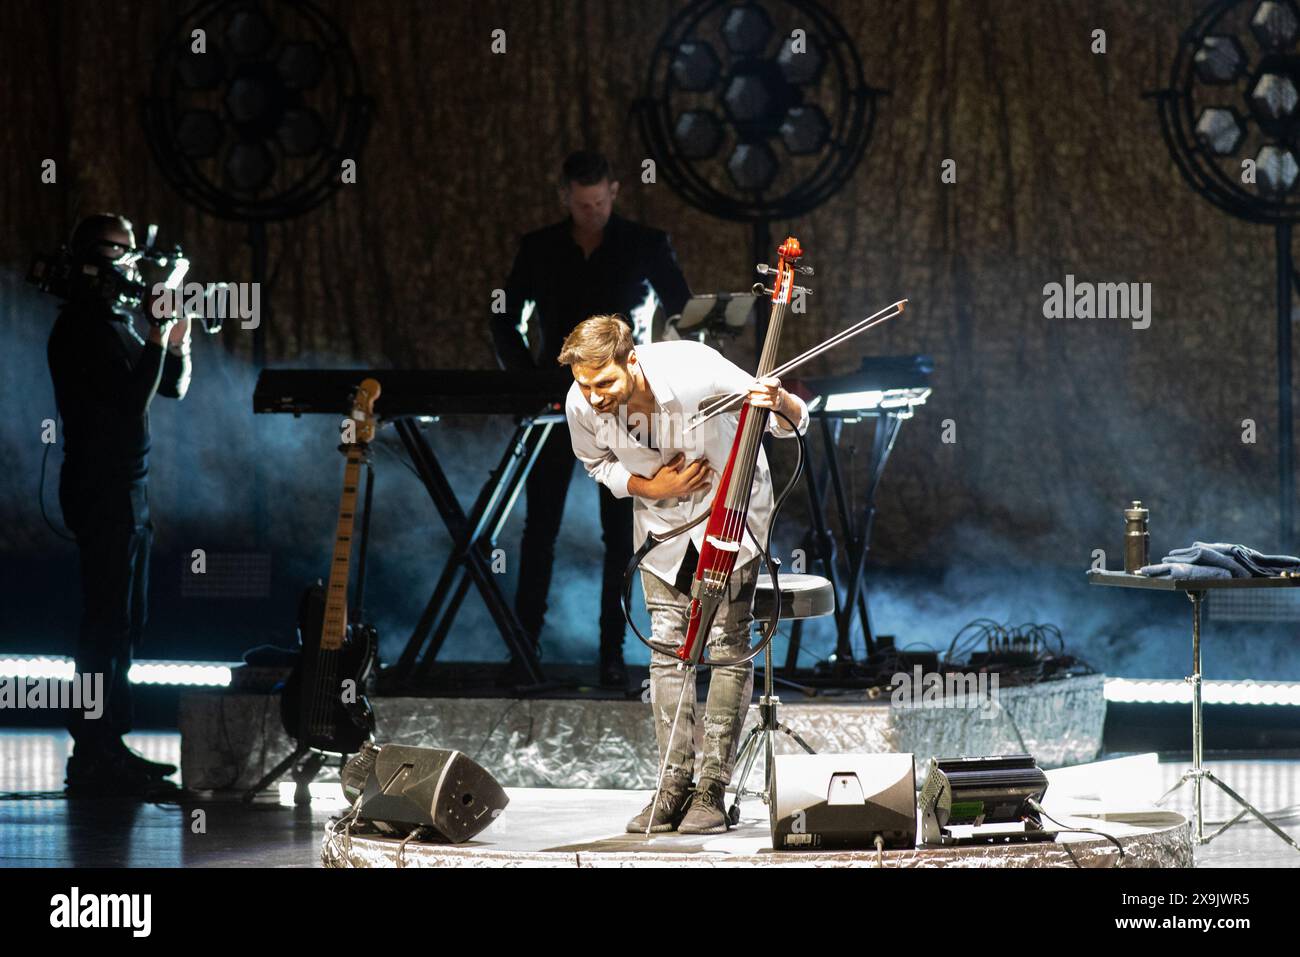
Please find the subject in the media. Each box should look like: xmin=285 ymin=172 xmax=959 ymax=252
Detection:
xmin=490 ymin=150 xmax=691 ymax=687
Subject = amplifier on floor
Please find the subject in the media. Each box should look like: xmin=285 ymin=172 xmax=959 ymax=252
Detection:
xmin=771 ymin=753 xmax=916 ymax=851
xmin=342 ymin=743 xmax=508 ymax=843
xmin=919 ymin=753 xmax=1050 ymax=846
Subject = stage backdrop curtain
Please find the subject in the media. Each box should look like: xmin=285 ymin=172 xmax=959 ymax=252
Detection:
xmin=0 ymin=0 xmax=1282 ymax=565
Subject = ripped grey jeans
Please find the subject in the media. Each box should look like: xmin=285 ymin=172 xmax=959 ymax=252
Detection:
xmin=641 ymin=561 xmax=757 ymax=787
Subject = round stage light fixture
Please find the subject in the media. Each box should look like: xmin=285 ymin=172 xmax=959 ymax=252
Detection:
xmin=635 ymin=0 xmax=884 ymax=223
xmin=1152 ymin=0 xmax=1300 ymax=547
xmin=142 ymin=0 xmax=371 ymax=221
xmin=635 ymin=0 xmax=886 ymax=348
xmin=141 ymin=0 xmax=372 ymax=368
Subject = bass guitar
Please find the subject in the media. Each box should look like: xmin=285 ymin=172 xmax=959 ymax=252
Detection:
xmin=281 ymin=378 xmax=381 ymax=754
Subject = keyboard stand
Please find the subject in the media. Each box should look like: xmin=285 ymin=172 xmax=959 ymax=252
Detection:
xmin=785 ymin=409 xmax=908 ymax=673
xmin=387 ymin=411 xmax=563 ymax=688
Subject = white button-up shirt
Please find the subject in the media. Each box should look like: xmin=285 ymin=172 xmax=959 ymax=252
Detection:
xmin=566 ymin=340 xmax=809 ymax=586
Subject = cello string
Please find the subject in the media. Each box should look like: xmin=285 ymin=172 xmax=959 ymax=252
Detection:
xmin=737 ymin=262 xmax=792 ymax=555
xmin=701 ymin=251 xmax=792 ymax=642
xmin=720 ymin=267 xmax=786 ymax=548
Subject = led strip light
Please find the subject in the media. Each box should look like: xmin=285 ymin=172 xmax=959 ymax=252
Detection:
xmin=0 ymin=655 xmax=234 ymax=688
xmin=1105 ymin=677 xmax=1300 ymax=706
xmin=1 ymin=657 xmax=1297 ymax=704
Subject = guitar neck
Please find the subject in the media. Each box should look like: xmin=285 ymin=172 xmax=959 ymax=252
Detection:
xmin=321 ymin=445 xmax=364 ymax=651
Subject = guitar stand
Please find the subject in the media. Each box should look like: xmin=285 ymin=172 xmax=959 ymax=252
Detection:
xmin=727 ymin=641 xmax=816 ymax=825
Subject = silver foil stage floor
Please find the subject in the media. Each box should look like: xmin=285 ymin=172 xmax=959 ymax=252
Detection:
xmin=181 ymin=674 xmax=1105 ymax=792
xmin=9 ymin=733 xmax=1300 ymax=867
xmin=320 ymin=754 xmax=1191 ymax=868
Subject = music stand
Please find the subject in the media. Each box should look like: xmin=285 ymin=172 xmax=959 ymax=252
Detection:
xmin=660 ymin=292 xmax=757 ymax=352
xmin=1088 ymin=570 xmax=1300 ymax=852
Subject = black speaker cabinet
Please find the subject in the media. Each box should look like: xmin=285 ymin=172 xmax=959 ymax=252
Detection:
xmin=355 ymin=745 xmax=508 ymax=843
xmin=771 ymin=753 xmax=916 ymax=850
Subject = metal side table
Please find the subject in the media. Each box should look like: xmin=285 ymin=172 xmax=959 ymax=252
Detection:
xmin=1088 ymin=569 xmax=1300 ymax=851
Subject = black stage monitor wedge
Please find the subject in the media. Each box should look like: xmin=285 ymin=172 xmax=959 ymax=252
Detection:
xmin=772 ymin=753 xmax=916 ymax=851
xmin=344 ymin=744 xmax=508 ymax=844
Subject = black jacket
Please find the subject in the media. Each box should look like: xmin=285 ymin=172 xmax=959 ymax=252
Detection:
xmin=47 ymin=295 xmax=189 ymax=493
xmin=491 ymin=213 xmax=692 ymax=371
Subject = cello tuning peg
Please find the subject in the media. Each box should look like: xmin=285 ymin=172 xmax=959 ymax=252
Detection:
xmin=796 ymin=264 xmax=815 ymax=276
xmin=755 ymin=263 xmax=773 ymax=275
xmin=752 ymin=282 xmax=773 ymax=297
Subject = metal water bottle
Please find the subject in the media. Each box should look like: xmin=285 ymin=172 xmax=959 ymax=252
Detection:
xmin=1124 ymin=501 xmax=1149 ymax=573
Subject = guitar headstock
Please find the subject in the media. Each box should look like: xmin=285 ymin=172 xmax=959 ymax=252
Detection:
xmin=350 ymin=378 xmax=382 ymax=446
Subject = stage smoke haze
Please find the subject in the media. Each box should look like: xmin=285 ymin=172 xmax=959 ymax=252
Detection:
xmin=4 ymin=267 xmax=1297 ymax=679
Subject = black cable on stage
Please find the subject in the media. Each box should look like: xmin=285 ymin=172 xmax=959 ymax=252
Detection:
xmin=944 ymin=618 xmax=1002 ymax=667
xmin=1026 ymin=798 xmax=1126 ymax=867
xmin=943 ymin=617 xmax=1097 ymax=683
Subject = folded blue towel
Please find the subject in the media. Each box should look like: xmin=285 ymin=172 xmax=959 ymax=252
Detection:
xmin=1138 ymin=541 xmax=1300 ymax=579
xmin=1208 ymin=542 xmax=1300 ymax=576
xmin=1157 ymin=544 xmax=1251 ymax=577
xmin=1136 ymin=561 xmax=1232 ymax=580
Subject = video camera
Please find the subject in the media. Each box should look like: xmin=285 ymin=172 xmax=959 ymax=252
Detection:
xmin=27 ymin=223 xmax=219 ymax=332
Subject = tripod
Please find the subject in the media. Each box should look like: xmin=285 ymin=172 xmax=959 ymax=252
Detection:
xmin=727 ymin=640 xmax=816 ymax=825
xmin=1155 ymin=590 xmax=1300 ymax=852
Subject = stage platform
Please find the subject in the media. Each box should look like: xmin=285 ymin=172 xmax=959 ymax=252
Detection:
xmin=180 ymin=674 xmax=1105 ymax=792
xmin=5 ymin=733 xmax=1299 ymax=867
xmin=320 ymin=754 xmax=1192 ymax=868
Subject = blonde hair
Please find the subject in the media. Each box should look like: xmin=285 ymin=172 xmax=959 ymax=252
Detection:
xmin=557 ymin=314 xmax=633 ymax=367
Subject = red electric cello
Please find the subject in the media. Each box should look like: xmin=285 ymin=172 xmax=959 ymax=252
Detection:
xmin=671 ymin=236 xmax=808 ymax=666
xmin=620 ymin=237 xmax=907 ymax=829
xmin=622 ymin=238 xmax=908 ymax=665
